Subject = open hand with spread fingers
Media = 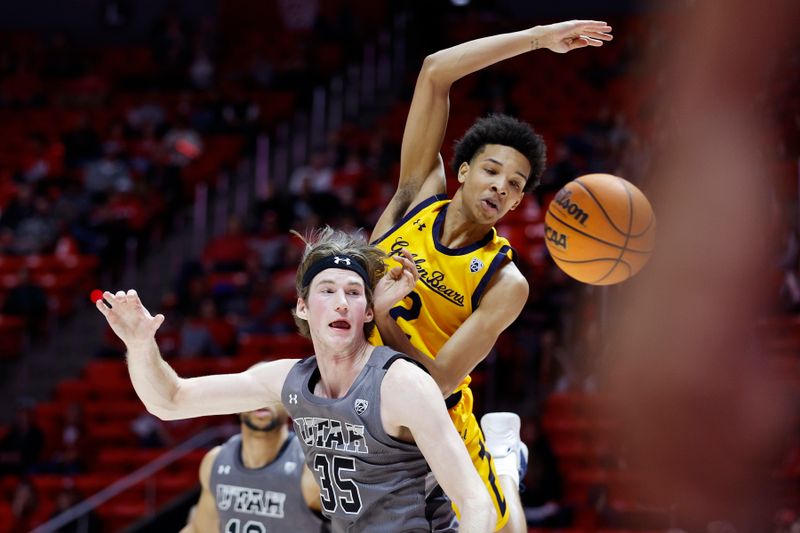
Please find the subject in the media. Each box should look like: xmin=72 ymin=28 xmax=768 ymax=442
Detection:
xmin=373 ymin=248 xmax=420 ymax=316
xmin=533 ymin=20 xmax=613 ymax=53
xmin=95 ymin=289 xmax=165 ymax=349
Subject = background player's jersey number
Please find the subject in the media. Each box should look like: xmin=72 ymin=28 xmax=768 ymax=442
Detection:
xmin=390 ymin=290 xmax=422 ymax=323
xmin=225 ymin=519 xmax=266 ymax=533
xmin=314 ymin=454 xmax=362 ymax=514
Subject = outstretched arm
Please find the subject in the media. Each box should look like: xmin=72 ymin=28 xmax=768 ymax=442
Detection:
xmin=375 ymin=263 xmax=529 ymax=396
xmin=382 ymin=361 xmax=495 ymax=532
xmin=371 ymin=20 xmax=612 ymax=240
xmin=96 ymin=289 xmax=296 ymax=420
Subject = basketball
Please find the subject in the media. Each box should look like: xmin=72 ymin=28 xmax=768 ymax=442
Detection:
xmin=544 ymin=173 xmax=655 ymax=285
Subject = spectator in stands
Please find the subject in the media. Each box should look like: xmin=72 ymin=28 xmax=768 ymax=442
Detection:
xmin=0 ymin=183 xmax=35 ymax=231
xmin=83 ymin=146 xmax=133 ymax=201
xmin=250 ymin=210 xmax=287 ymax=272
xmin=2 ymin=268 xmax=49 ymax=336
xmin=21 ymin=132 xmax=64 ymax=184
xmin=131 ymin=411 xmax=173 ymax=449
xmin=220 ymin=89 xmax=260 ymax=135
xmin=46 ymin=403 xmax=88 ymax=475
xmin=202 ymin=215 xmax=254 ymax=272
xmin=188 ymin=42 xmax=215 ymax=90
xmin=0 ymin=403 xmax=44 ymax=475
xmin=10 ymin=477 xmax=38 ymax=533
xmin=13 ymin=195 xmax=58 ymax=255
xmin=163 ymin=115 xmax=203 ymax=168
xmin=179 ymin=297 xmax=234 ymax=356
xmin=288 ymin=148 xmax=334 ymax=194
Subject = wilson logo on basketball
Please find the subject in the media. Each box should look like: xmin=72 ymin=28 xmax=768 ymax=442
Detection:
xmin=545 ymin=224 xmax=568 ymax=249
xmin=554 ymin=190 xmax=589 ymax=226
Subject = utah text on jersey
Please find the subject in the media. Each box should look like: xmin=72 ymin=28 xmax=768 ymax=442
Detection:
xmin=293 ymin=417 xmax=369 ymax=453
xmin=216 ymin=484 xmax=287 ymax=518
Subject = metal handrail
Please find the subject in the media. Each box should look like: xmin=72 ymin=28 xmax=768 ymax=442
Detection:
xmin=31 ymin=424 xmax=236 ymax=533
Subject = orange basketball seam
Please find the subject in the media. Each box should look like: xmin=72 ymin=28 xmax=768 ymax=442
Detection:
xmin=628 ymin=211 xmax=655 ymax=238
xmin=550 ymin=254 xmax=633 ymax=283
xmin=594 ymin=176 xmax=635 ymax=284
xmin=574 ymin=177 xmax=655 ymax=239
xmin=573 ymin=178 xmax=629 ymax=237
xmin=546 ymin=209 xmax=654 ymax=254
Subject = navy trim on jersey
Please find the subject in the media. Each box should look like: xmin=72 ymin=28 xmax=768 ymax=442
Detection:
xmin=444 ymin=390 xmax=463 ymax=410
xmin=381 ymin=353 xmax=429 ymax=374
xmin=471 ymin=245 xmax=513 ymax=309
xmin=432 ymin=204 xmax=495 ymax=256
xmin=371 ymin=194 xmax=448 ymax=245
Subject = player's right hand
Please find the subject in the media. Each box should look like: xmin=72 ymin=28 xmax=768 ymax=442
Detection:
xmin=373 ymin=248 xmax=420 ymax=315
xmin=95 ymin=289 xmax=165 ymax=348
xmin=533 ymin=20 xmax=613 ymax=54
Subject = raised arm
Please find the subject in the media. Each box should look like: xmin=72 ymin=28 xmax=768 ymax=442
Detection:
xmin=376 ymin=264 xmax=528 ymax=396
xmin=371 ymin=20 xmax=612 ymax=240
xmin=96 ymin=290 xmax=296 ymax=420
xmin=382 ymin=360 xmax=495 ymax=532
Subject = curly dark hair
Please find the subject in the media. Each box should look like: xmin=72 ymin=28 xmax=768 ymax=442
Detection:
xmin=451 ymin=113 xmax=546 ymax=193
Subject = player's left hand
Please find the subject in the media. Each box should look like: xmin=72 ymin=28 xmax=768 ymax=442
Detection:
xmin=373 ymin=248 xmax=420 ymax=315
xmin=534 ymin=20 xmax=613 ymax=54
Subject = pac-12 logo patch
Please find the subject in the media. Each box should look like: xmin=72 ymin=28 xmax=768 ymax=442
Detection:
xmin=354 ymin=398 xmax=369 ymax=415
xmin=284 ymin=461 xmax=297 ymax=474
xmin=469 ymin=257 xmax=484 ymax=273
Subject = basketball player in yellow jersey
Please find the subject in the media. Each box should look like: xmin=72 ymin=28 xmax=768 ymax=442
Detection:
xmin=369 ymin=20 xmax=613 ymax=532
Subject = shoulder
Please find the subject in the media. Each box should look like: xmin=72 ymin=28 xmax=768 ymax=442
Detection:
xmin=486 ymin=261 xmax=529 ymax=301
xmin=199 ymin=445 xmax=222 ymax=487
xmin=380 ymin=358 xmax=439 ymax=432
xmin=382 ymin=358 xmax=438 ymax=404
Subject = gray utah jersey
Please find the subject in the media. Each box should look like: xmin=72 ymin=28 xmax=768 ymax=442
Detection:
xmin=282 ymin=346 xmax=457 ymax=532
xmin=210 ymin=433 xmax=327 ymax=532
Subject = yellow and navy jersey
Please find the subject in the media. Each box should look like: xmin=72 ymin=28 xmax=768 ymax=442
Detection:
xmin=369 ymin=194 xmax=515 ymax=394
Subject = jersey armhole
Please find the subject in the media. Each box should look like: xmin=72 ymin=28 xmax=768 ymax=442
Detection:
xmin=370 ymin=194 xmax=447 ymax=245
xmin=471 ymin=245 xmax=514 ymax=309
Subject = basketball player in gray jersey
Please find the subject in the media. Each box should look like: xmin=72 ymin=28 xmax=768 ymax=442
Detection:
xmin=284 ymin=346 xmax=452 ymax=530
xmin=97 ymin=226 xmax=495 ymax=532
xmin=181 ymin=405 xmax=328 ymax=533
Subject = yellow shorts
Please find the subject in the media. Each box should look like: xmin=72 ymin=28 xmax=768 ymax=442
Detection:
xmin=447 ymin=386 xmax=508 ymax=531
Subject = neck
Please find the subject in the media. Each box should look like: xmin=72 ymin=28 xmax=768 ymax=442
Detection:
xmin=313 ymin=339 xmax=374 ymax=399
xmin=441 ymin=191 xmax=494 ymax=248
xmin=239 ymin=424 xmax=288 ymax=469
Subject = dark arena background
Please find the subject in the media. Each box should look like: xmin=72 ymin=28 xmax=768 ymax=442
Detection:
xmin=0 ymin=0 xmax=798 ymax=531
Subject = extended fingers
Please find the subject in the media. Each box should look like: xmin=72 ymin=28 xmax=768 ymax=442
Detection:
xmin=581 ymin=37 xmax=606 ymax=47
xmin=102 ymin=289 xmax=140 ymax=307
xmin=583 ymin=30 xmax=613 ymax=41
xmin=95 ymin=297 xmax=110 ymax=316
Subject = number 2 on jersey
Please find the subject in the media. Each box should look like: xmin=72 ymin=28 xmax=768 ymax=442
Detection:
xmin=390 ymin=290 xmax=422 ymax=323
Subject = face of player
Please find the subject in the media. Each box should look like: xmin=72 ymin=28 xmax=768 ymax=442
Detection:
xmin=458 ymin=144 xmax=530 ymax=225
xmin=295 ymin=268 xmax=373 ymax=350
xmin=240 ymin=405 xmax=288 ymax=433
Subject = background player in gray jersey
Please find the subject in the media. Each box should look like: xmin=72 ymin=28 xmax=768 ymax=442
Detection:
xmin=96 ymin=226 xmax=495 ymax=532
xmin=180 ymin=405 xmax=328 ymax=533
